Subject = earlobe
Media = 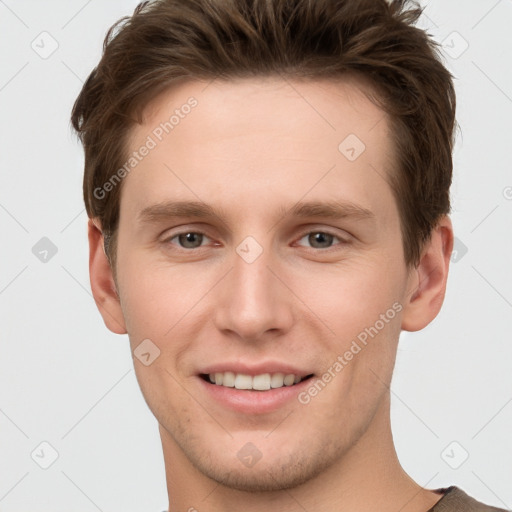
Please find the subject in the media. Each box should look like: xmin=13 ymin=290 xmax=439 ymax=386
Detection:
xmin=401 ymin=216 xmax=454 ymax=332
xmin=88 ymin=218 xmax=127 ymax=334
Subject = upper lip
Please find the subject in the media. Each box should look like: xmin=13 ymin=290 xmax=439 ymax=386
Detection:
xmin=198 ymin=361 xmax=313 ymax=378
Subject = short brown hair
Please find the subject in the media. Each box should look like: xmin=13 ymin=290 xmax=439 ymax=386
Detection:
xmin=71 ymin=0 xmax=457 ymax=273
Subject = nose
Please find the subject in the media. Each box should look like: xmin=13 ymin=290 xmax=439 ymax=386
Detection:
xmin=212 ymin=240 xmax=294 ymax=342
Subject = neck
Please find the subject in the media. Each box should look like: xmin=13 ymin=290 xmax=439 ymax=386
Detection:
xmin=160 ymin=393 xmax=443 ymax=512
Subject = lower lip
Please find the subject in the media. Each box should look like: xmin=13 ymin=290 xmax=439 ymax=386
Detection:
xmin=197 ymin=376 xmax=314 ymax=414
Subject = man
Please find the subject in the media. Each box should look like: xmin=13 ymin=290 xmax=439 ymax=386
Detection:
xmin=71 ymin=0 xmax=508 ymax=510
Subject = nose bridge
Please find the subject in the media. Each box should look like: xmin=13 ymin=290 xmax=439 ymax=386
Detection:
xmin=213 ymin=233 xmax=292 ymax=340
xmin=233 ymin=242 xmax=273 ymax=305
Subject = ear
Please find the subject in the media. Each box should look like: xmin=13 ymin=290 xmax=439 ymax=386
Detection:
xmin=401 ymin=215 xmax=454 ymax=332
xmin=88 ymin=218 xmax=127 ymax=334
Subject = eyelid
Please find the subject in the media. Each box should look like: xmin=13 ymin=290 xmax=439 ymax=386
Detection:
xmin=160 ymin=222 xmax=213 ymax=239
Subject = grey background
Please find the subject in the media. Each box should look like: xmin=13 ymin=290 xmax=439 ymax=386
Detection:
xmin=0 ymin=1 xmax=511 ymax=511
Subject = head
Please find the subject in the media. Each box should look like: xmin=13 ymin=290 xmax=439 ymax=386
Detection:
xmin=72 ymin=0 xmax=456 ymax=494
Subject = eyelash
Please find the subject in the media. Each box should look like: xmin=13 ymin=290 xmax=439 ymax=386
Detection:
xmin=162 ymin=229 xmax=349 ymax=252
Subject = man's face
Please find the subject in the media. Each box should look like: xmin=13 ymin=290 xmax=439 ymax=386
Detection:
xmin=113 ymin=76 xmax=416 ymax=491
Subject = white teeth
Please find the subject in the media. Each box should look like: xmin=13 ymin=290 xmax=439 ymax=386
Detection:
xmin=206 ymin=372 xmax=305 ymax=390
xmin=283 ymin=374 xmax=295 ymax=386
xmin=234 ymin=374 xmax=252 ymax=389
xmin=221 ymin=371 xmax=235 ymax=387
xmin=252 ymin=374 xmax=271 ymax=390
xmin=270 ymin=372 xmax=285 ymax=388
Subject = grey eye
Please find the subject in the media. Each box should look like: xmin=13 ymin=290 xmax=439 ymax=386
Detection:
xmin=175 ymin=232 xmax=206 ymax=248
xmin=298 ymin=232 xmax=337 ymax=249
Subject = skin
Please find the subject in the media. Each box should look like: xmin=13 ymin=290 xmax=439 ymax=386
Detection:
xmin=88 ymin=75 xmax=454 ymax=512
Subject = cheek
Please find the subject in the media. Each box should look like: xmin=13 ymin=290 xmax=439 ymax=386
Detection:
xmin=293 ymin=257 xmax=404 ymax=395
xmin=294 ymin=257 xmax=403 ymax=332
xmin=117 ymin=254 xmax=219 ymax=347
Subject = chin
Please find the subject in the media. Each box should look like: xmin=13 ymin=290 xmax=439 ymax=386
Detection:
xmin=182 ymin=432 xmax=344 ymax=493
xmin=196 ymin=459 xmax=318 ymax=493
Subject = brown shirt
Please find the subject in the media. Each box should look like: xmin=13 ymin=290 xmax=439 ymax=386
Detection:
xmin=429 ymin=487 xmax=509 ymax=512
xmin=160 ymin=486 xmax=509 ymax=512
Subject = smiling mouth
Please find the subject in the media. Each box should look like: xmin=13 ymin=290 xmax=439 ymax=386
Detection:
xmin=199 ymin=373 xmax=315 ymax=391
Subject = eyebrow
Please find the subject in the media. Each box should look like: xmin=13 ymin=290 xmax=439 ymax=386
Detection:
xmin=137 ymin=199 xmax=375 ymax=226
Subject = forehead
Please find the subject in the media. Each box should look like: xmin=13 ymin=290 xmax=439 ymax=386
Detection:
xmin=137 ymin=73 xmax=389 ymax=141
xmin=122 ymin=75 xmax=396 ymax=226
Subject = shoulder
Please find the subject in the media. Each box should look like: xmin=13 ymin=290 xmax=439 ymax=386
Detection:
xmin=431 ymin=486 xmax=510 ymax=512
